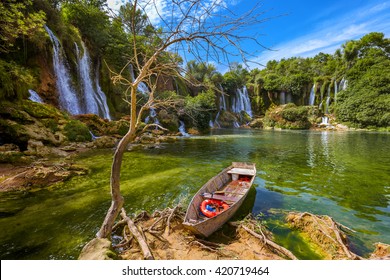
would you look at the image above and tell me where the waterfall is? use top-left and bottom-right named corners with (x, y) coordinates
top-left (28, 89), bottom-right (44, 103)
top-left (129, 64), bottom-right (149, 94)
top-left (339, 77), bottom-right (348, 91)
top-left (45, 25), bottom-right (81, 115)
top-left (231, 86), bottom-right (252, 118)
top-left (309, 84), bottom-right (316, 105)
top-left (219, 85), bottom-right (227, 111)
top-left (321, 116), bottom-right (329, 125)
top-left (46, 25), bottom-right (111, 118)
top-left (75, 42), bottom-right (112, 119)
top-left (145, 106), bottom-right (160, 125)
top-left (325, 96), bottom-right (331, 114)
top-left (178, 121), bottom-right (190, 136)
top-left (95, 64), bottom-right (111, 120)
top-left (213, 111), bottom-right (221, 128)
top-left (286, 92), bottom-right (292, 103)
top-left (75, 42), bottom-right (99, 115)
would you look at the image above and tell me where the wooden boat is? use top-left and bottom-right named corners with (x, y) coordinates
top-left (183, 162), bottom-right (256, 237)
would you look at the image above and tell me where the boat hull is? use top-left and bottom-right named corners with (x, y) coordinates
top-left (183, 162), bottom-right (256, 237)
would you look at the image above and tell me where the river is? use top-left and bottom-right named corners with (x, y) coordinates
top-left (0, 129), bottom-right (389, 259)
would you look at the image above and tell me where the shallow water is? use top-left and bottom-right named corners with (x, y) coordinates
top-left (0, 129), bottom-right (389, 259)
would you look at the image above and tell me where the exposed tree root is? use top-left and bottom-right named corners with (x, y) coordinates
top-left (99, 207), bottom-right (387, 260)
top-left (119, 208), bottom-right (154, 260)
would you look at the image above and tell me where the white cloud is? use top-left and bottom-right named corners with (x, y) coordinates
top-left (251, 1), bottom-right (390, 67)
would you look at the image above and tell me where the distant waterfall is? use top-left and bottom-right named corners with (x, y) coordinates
top-left (219, 86), bottom-right (227, 111)
top-left (75, 42), bottom-right (99, 115)
top-left (46, 25), bottom-right (111, 119)
top-left (309, 84), bottom-right (316, 105)
top-left (179, 121), bottom-right (190, 136)
top-left (45, 25), bottom-right (81, 115)
top-left (129, 64), bottom-right (149, 94)
top-left (95, 65), bottom-right (111, 120)
top-left (28, 89), bottom-right (44, 103)
top-left (231, 86), bottom-right (252, 118)
top-left (75, 42), bottom-right (112, 119)
top-left (145, 106), bottom-right (160, 125)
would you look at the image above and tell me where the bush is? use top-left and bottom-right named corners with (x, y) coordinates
top-left (335, 60), bottom-right (390, 128)
top-left (184, 89), bottom-right (216, 132)
top-left (264, 104), bottom-right (312, 129)
top-left (64, 120), bottom-right (92, 142)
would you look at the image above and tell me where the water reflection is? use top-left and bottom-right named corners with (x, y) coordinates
top-left (0, 129), bottom-right (389, 259)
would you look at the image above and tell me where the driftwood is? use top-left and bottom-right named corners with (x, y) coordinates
top-left (120, 208), bottom-right (154, 260)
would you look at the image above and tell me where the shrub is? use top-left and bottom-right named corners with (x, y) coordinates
top-left (64, 120), bottom-right (92, 142)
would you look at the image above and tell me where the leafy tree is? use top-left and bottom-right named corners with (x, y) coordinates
top-left (0, 0), bottom-right (46, 53)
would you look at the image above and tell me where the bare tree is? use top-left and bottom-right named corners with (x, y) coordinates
top-left (97, 0), bottom-right (271, 239)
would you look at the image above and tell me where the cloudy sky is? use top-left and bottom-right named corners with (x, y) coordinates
top-left (107, 0), bottom-right (390, 70)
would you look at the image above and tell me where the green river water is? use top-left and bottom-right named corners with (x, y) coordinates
top-left (0, 129), bottom-right (389, 259)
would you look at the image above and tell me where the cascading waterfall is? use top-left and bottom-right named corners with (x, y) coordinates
top-left (212, 86), bottom-right (227, 128)
top-left (178, 121), bottom-right (190, 136)
top-left (46, 25), bottom-right (111, 119)
top-left (75, 42), bottom-right (112, 119)
top-left (231, 86), bottom-right (252, 118)
top-left (75, 42), bottom-right (99, 115)
top-left (28, 89), bottom-right (44, 103)
top-left (95, 62), bottom-right (111, 120)
top-left (145, 106), bottom-right (160, 125)
top-left (45, 25), bottom-right (81, 115)
top-left (129, 64), bottom-right (149, 94)
top-left (309, 84), bottom-right (316, 105)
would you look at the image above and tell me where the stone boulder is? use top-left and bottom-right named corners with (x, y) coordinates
top-left (79, 238), bottom-right (118, 260)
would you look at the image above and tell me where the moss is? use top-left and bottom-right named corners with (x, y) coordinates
top-left (64, 120), bottom-right (92, 142)
top-left (20, 100), bottom-right (67, 120)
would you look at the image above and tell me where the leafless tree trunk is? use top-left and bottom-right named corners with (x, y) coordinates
top-left (97, 0), bottom-right (271, 239)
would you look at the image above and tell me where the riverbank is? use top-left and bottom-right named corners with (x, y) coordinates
top-left (79, 206), bottom-right (390, 260)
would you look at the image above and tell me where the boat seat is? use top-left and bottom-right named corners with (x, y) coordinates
top-left (201, 193), bottom-right (241, 204)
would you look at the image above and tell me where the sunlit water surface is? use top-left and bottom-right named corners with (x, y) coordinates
top-left (0, 129), bottom-right (389, 259)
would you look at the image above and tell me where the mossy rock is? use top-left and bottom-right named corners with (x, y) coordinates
top-left (218, 111), bottom-right (239, 128)
top-left (64, 120), bottom-right (92, 142)
top-left (79, 238), bottom-right (119, 260)
top-left (157, 109), bottom-right (179, 132)
top-left (20, 100), bottom-right (67, 120)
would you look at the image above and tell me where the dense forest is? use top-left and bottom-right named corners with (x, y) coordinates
top-left (0, 0), bottom-right (389, 135)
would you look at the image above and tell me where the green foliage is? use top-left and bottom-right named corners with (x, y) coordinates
top-left (0, 59), bottom-right (38, 100)
top-left (335, 60), bottom-right (390, 127)
top-left (264, 104), bottom-right (312, 129)
top-left (61, 1), bottom-right (110, 53)
top-left (64, 120), bottom-right (92, 142)
top-left (222, 62), bottom-right (249, 94)
top-left (184, 89), bottom-right (216, 131)
top-left (0, 0), bottom-right (46, 53)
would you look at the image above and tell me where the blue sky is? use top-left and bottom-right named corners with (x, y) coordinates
top-left (107, 0), bottom-right (390, 70)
